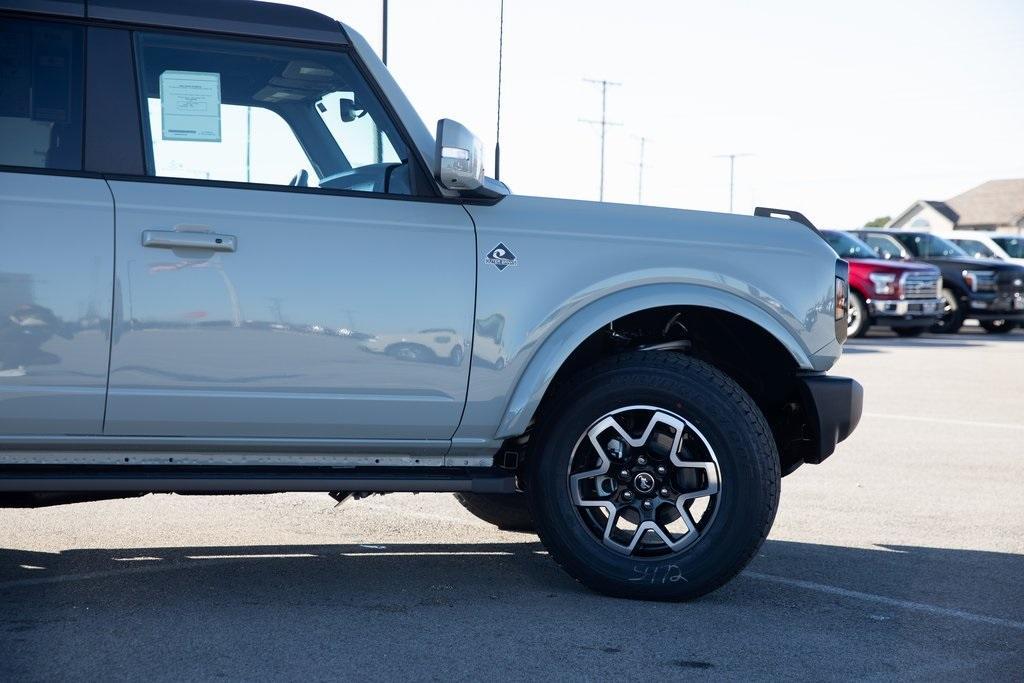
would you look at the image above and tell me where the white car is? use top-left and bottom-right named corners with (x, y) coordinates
top-left (942, 232), bottom-right (1024, 267)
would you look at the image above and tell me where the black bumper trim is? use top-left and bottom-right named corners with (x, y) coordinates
top-left (797, 374), bottom-right (863, 464)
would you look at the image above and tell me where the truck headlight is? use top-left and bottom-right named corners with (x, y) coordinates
top-left (868, 272), bottom-right (897, 295)
top-left (962, 270), bottom-right (996, 293)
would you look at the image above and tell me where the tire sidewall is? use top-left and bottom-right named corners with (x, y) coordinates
top-left (848, 291), bottom-right (870, 338)
top-left (528, 360), bottom-right (777, 598)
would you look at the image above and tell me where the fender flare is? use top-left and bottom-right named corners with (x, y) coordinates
top-left (494, 283), bottom-right (814, 439)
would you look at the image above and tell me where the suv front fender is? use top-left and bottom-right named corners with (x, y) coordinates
top-left (493, 283), bottom-right (821, 439)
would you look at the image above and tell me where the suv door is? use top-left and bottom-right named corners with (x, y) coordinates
top-left (0, 17), bottom-right (113, 435)
top-left (103, 31), bottom-right (475, 440)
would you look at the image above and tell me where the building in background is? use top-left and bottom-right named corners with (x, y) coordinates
top-left (887, 179), bottom-right (1024, 234)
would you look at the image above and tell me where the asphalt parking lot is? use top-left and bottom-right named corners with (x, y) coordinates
top-left (1, 327), bottom-right (1022, 681)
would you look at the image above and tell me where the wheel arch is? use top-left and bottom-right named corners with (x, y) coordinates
top-left (495, 283), bottom-right (814, 441)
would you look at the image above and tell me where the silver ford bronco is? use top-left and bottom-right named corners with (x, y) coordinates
top-left (0, 0), bottom-right (861, 600)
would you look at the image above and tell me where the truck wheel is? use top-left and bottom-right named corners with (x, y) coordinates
top-left (453, 492), bottom-right (534, 532)
top-left (980, 320), bottom-right (1016, 334)
top-left (931, 288), bottom-right (964, 334)
top-left (847, 291), bottom-right (870, 338)
top-left (526, 352), bottom-right (779, 600)
top-left (893, 327), bottom-right (925, 338)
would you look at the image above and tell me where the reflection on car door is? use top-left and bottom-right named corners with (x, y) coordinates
top-left (105, 181), bottom-right (475, 440)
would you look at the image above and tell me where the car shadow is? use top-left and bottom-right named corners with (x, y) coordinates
top-left (849, 330), bottom-right (1024, 349)
top-left (1, 538), bottom-right (1021, 678)
top-left (1, 539), bottom-right (1020, 619)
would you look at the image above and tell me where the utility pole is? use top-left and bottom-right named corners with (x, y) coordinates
top-left (714, 153), bottom-right (753, 213)
top-left (633, 135), bottom-right (649, 204)
top-left (580, 78), bottom-right (622, 201)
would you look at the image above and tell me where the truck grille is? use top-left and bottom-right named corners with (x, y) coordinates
top-left (997, 271), bottom-right (1024, 295)
top-left (902, 272), bottom-right (941, 299)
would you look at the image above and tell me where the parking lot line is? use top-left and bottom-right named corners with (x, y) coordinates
top-left (863, 413), bottom-right (1024, 431)
top-left (744, 571), bottom-right (1024, 632)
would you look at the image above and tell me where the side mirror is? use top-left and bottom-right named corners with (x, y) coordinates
top-left (435, 119), bottom-right (484, 192)
top-left (339, 98), bottom-right (366, 123)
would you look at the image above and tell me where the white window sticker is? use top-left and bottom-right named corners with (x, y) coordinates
top-left (159, 70), bottom-right (221, 142)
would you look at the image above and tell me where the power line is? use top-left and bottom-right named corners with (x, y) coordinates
top-left (714, 152), bottom-right (753, 213)
top-left (580, 78), bottom-right (622, 202)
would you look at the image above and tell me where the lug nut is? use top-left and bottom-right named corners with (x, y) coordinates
top-left (642, 500), bottom-right (652, 510)
top-left (622, 491), bottom-right (634, 501)
top-left (637, 456), bottom-right (647, 466)
top-left (619, 469), bottom-right (630, 480)
top-left (660, 487), bottom-right (670, 497)
top-left (656, 466), bottom-right (667, 476)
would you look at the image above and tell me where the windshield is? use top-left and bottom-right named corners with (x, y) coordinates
top-left (891, 233), bottom-right (969, 258)
top-left (823, 231), bottom-right (876, 259)
top-left (992, 236), bottom-right (1024, 258)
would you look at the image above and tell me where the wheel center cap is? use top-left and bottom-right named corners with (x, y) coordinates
top-left (633, 471), bottom-right (656, 494)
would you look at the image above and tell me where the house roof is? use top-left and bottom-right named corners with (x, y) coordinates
top-left (921, 200), bottom-right (959, 224)
top-left (944, 179), bottom-right (1024, 228)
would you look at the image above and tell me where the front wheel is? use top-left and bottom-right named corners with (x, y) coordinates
top-left (847, 291), bottom-right (870, 338)
top-left (931, 288), bottom-right (964, 334)
top-left (980, 320), bottom-right (1016, 334)
top-left (527, 353), bottom-right (780, 601)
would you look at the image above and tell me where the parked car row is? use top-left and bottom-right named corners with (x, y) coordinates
top-left (823, 229), bottom-right (1024, 337)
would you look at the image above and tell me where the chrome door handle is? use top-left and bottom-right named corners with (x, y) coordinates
top-left (141, 230), bottom-right (237, 252)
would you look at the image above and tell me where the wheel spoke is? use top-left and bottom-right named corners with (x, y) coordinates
top-left (568, 405), bottom-right (722, 558)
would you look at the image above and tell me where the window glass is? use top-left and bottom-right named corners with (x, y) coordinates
top-left (862, 234), bottom-right (905, 260)
top-left (134, 33), bottom-right (413, 195)
top-left (891, 233), bottom-right (967, 258)
top-left (0, 19), bottom-right (84, 170)
top-left (951, 239), bottom-right (997, 259)
top-left (992, 237), bottom-right (1024, 259)
top-left (823, 231), bottom-right (875, 259)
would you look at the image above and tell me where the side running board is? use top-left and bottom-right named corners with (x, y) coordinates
top-left (0, 466), bottom-right (516, 494)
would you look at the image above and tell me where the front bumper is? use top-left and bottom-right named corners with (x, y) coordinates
top-left (967, 290), bottom-right (1024, 321)
top-left (797, 374), bottom-right (863, 465)
top-left (869, 298), bottom-right (942, 325)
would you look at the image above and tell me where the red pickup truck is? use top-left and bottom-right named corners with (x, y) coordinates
top-left (823, 230), bottom-right (943, 338)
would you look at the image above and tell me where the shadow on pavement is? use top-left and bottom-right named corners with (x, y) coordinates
top-left (1, 539), bottom-right (1021, 620)
top-left (1, 539), bottom-right (1021, 678)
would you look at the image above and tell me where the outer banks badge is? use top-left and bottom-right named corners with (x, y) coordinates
top-left (485, 243), bottom-right (518, 271)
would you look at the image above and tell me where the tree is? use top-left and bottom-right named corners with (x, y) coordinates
top-left (864, 216), bottom-right (891, 228)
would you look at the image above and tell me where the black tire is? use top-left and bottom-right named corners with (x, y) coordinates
top-left (893, 327), bottom-right (926, 338)
top-left (847, 291), bottom-right (870, 338)
top-left (980, 320), bottom-right (1016, 334)
top-left (931, 288), bottom-right (964, 334)
top-left (526, 352), bottom-right (780, 601)
top-left (453, 492), bottom-right (534, 532)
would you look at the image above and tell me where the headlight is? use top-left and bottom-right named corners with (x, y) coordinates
top-left (868, 272), bottom-right (897, 295)
top-left (962, 270), bottom-right (996, 293)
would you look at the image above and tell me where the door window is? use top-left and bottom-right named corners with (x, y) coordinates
top-left (134, 32), bottom-right (414, 195)
top-left (951, 239), bottom-right (997, 259)
top-left (862, 234), bottom-right (906, 260)
top-left (0, 18), bottom-right (84, 170)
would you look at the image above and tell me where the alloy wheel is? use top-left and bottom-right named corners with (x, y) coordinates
top-left (567, 406), bottom-right (721, 557)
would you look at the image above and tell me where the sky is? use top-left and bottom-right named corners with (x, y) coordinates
top-left (283, 0), bottom-right (1024, 228)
